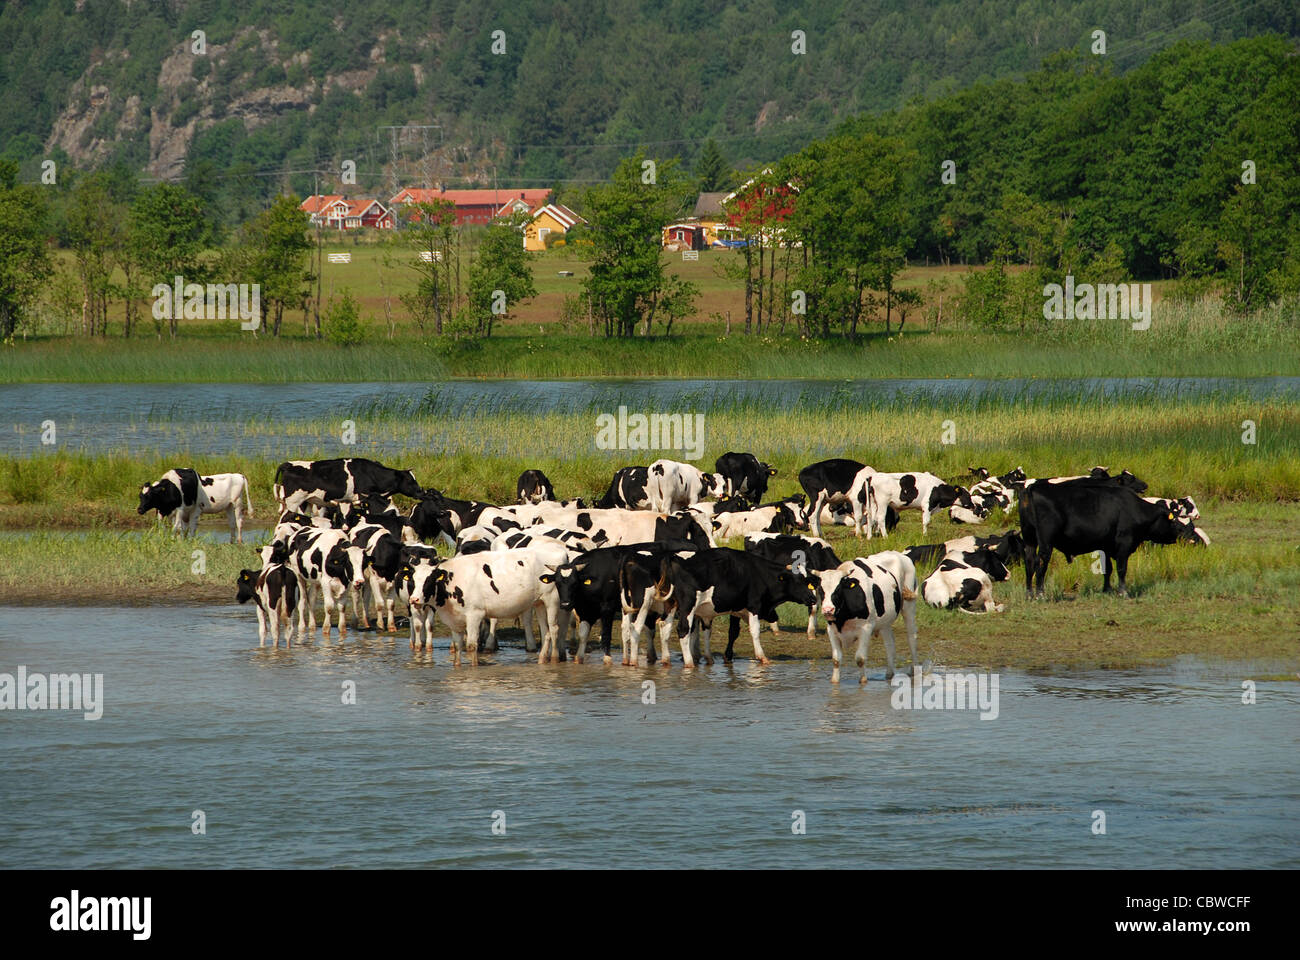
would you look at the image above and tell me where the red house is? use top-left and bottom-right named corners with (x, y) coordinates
top-left (390, 187), bottom-right (551, 226)
top-left (722, 171), bottom-right (798, 242)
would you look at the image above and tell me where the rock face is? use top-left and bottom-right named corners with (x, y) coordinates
top-left (42, 29), bottom-right (334, 178)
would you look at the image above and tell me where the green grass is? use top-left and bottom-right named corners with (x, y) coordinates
top-left (6, 256), bottom-right (1297, 381)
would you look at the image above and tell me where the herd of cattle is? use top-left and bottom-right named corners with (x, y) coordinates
top-left (137, 454), bottom-right (1209, 682)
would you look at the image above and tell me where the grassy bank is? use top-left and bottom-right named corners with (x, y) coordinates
top-left (1, 502), bottom-right (1295, 673)
top-left (4, 275), bottom-right (1297, 381)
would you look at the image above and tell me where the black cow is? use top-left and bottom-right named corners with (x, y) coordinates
top-left (517, 469), bottom-right (557, 504)
top-left (274, 458), bottom-right (424, 513)
top-left (1019, 480), bottom-right (1196, 597)
top-left (595, 466), bottom-right (651, 509)
top-left (650, 548), bottom-right (820, 666)
top-left (744, 533), bottom-right (842, 573)
top-left (547, 540), bottom-right (697, 664)
top-left (715, 452), bottom-right (777, 506)
top-left (797, 458), bottom-right (870, 538)
top-left (407, 494), bottom-right (491, 544)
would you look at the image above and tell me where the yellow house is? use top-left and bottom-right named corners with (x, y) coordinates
top-left (524, 203), bottom-right (584, 251)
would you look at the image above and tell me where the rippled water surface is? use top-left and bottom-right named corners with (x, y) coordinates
top-left (5, 377), bottom-right (1297, 456)
top-left (2, 606), bottom-right (1296, 868)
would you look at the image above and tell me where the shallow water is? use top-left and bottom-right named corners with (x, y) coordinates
top-left (5, 377), bottom-right (1297, 456)
top-left (1, 605), bottom-right (1295, 868)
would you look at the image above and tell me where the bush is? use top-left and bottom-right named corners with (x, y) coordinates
top-left (324, 290), bottom-right (365, 346)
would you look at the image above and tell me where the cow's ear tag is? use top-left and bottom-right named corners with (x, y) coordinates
top-left (1167, 512), bottom-right (1174, 520)
top-left (540, 574), bottom-right (553, 583)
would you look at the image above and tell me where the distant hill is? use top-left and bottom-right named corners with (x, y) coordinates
top-left (3, 0), bottom-right (1297, 199)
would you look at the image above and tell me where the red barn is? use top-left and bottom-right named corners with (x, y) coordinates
top-left (390, 187), bottom-right (551, 226)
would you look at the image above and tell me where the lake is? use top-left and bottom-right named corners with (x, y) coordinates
top-left (1, 605), bottom-right (1295, 868)
top-left (4, 377), bottom-right (1298, 457)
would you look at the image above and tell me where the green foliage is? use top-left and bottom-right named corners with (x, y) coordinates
top-left (324, 288), bottom-right (365, 345)
top-left (580, 152), bottom-right (699, 337)
top-left (466, 216), bottom-right (537, 337)
top-left (0, 160), bottom-right (52, 339)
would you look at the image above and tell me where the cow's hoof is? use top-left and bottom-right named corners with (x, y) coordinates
top-left (758, 657), bottom-right (772, 666)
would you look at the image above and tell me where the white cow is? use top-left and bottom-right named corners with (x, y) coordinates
top-left (920, 556), bottom-right (1005, 614)
top-left (646, 460), bottom-right (725, 513)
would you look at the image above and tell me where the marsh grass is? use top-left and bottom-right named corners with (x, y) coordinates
top-left (3, 296), bottom-right (1296, 382)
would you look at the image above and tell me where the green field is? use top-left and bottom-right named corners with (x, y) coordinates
top-left (5, 250), bottom-right (1296, 381)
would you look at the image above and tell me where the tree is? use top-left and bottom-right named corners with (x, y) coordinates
top-left (466, 214), bottom-right (537, 337)
top-left (580, 153), bottom-right (698, 338)
top-left (696, 139), bottom-right (730, 193)
top-left (0, 160), bottom-right (51, 340)
top-left (65, 173), bottom-right (123, 336)
top-left (387, 199), bottom-right (460, 335)
top-left (231, 195), bottom-right (313, 336)
top-left (129, 183), bottom-right (207, 337)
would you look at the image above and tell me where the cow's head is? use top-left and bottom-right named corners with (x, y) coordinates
top-left (138, 478), bottom-right (182, 517)
top-left (258, 542), bottom-right (289, 567)
top-left (968, 466), bottom-right (991, 481)
top-left (1115, 469), bottom-right (1147, 494)
top-left (715, 494), bottom-right (748, 514)
top-left (779, 565), bottom-right (820, 606)
top-left (826, 575), bottom-right (871, 628)
top-left (547, 562), bottom-right (589, 612)
top-left (325, 542), bottom-right (370, 591)
top-left (764, 464), bottom-right (778, 478)
top-left (1149, 511), bottom-right (1196, 546)
top-left (236, 569), bottom-right (258, 604)
top-left (999, 467), bottom-right (1027, 487)
top-left (929, 483), bottom-right (968, 510)
top-left (397, 470), bottom-right (424, 499)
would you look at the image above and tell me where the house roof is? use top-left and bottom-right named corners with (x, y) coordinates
top-left (392, 187), bottom-right (551, 208)
top-left (693, 192), bottom-right (728, 217)
top-left (532, 203), bottom-right (583, 230)
top-left (344, 198), bottom-right (389, 219)
top-left (301, 194), bottom-right (346, 215)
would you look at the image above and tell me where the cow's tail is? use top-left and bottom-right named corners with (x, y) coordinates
top-left (652, 556), bottom-right (678, 606)
top-left (243, 474), bottom-right (254, 518)
top-left (900, 586), bottom-right (917, 602)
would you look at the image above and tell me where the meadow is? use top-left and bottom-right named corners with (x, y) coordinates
top-left (4, 248), bottom-right (1297, 381)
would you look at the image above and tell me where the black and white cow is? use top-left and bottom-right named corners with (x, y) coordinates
top-left (744, 532), bottom-right (843, 639)
top-left (595, 466), bottom-right (651, 510)
top-left (709, 497), bottom-right (808, 540)
top-left (516, 469), bottom-right (557, 504)
top-left (822, 553), bottom-right (919, 684)
top-left (138, 468), bottom-right (253, 542)
top-left (548, 541), bottom-right (698, 665)
top-left (646, 459), bottom-right (726, 513)
top-left (557, 507), bottom-right (715, 550)
top-left (408, 493), bottom-right (492, 546)
top-left (920, 555), bottom-right (1006, 613)
top-left (906, 530), bottom-right (1025, 568)
top-left (236, 562), bottom-right (299, 648)
top-left (798, 458), bottom-right (874, 539)
top-left (1018, 480), bottom-right (1196, 598)
top-left (347, 521), bottom-right (406, 632)
top-left (714, 452), bottom-right (778, 507)
top-left (968, 466), bottom-right (1027, 490)
top-left (407, 549), bottom-right (565, 666)
top-left (1142, 496), bottom-right (1200, 521)
top-left (650, 548), bottom-right (821, 667)
top-left (273, 458), bottom-right (424, 513)
top-left (280, 527), bottom-right (370, 638)
top-left (864, 471), bottom-right (975, 537)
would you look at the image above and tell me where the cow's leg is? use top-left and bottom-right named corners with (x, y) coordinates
top-left (724, 615), bottom-right (741, 662)
top-left (256, 606), bottom-right (268, 647)
top-left (228, 506), bottom-right (239, 544)
top-left (807, 605), bottom-right (818, 641)
top-left (1101, 552), bottom-right (1114, 593)
top-left (1115, 552), bottom-right (1131, 598)
top-left (655, 616), bottom-right (673, 666)
top-left (879, 623), bottom-right (898, 681)
top-left (598, 616), bottom-right (614, 665)
top-left (619, 612), bottom-right (633, 666)
top-left (677, 613), bottom-right (696, 669)
top-left (409, 604), bottom-right (422, 650)
top-left (921, 506), bottom-right (930, 535)
top-left (828, 622), bottom-right (843, 683)
top-left (810, 490), bottom-right (828, 538)
top-left (855, 625), bottom-right (871, 685)
top-left (698, 618), bottom-right (713, 665)
top-left (1023, 544), bottom-right (1036, 598)
top-left (748, 612), bottom-right (770, 664)
top-left (901, 599), bottom-right (918, 672)
top-left (575, 620), bottom-right (592, 663)
top-left (1034, 544), bottom-right (1052, 598)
